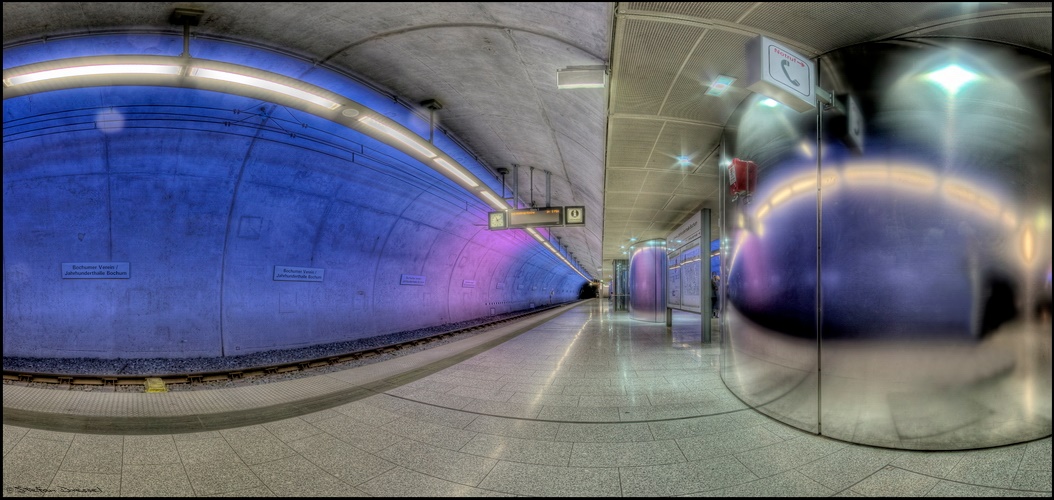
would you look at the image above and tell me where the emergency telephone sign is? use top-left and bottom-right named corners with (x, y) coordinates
top-left (746, 36), bottom-right (817, 112)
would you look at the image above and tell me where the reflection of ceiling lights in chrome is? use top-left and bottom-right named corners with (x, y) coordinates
top-left (924, 64), bottom-right (979, 95)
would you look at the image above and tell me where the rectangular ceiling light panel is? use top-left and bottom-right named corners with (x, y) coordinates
top-left (557, 67), bottom-right (608, 89)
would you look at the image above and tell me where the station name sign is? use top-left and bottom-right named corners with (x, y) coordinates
top-left (62, 262), bottom-right (130, 279)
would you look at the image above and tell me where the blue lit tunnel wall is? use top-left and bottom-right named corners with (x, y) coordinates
top-left (719, 38), bottom-right (1051, 450)
top-left (2, 34), bottom-right (586, 359)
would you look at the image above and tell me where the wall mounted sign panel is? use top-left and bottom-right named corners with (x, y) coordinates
top-left (507, 207), bottom-right (563, 228)
top-left (564, 206), bottom-right (586, 225)
top-left (400, 274), bottom-right (426, 286)
top-left (273, 266), bottom-right (324, 282)
top-left (746, 36), bottom-right (816, 112)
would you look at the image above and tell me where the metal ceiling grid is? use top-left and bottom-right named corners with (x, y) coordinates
top-left (611, 17), bottom-right (706, 116)
top-left (625, 1), bottom-right (759, 22)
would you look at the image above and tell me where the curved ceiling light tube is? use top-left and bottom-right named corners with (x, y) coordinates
top-left (2, 54), bottom-right (588, 280)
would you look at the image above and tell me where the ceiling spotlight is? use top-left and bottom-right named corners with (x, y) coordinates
top-left (924, 64), bottom-right (979, 95)
top-left (676, 155), bottom-right (692, 167)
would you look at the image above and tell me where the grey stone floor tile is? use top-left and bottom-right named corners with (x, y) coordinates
top-left (205, 485), bottom-right (276, 497)
top-left (24, 430), bottom-right (75, 444)
top-left (249, 455), bottom-right (363, 497)
top-left (44, 470), bottom-right (120, 497)
top-left (734, 434), bottom-right (848, 477)
top-left (538, 405), bottom-right (622, 422)
top-left (500, 382), bottom-right (563, 395)
top-left (60, 434), bottom-right (123, 475)
top-left (506, 392), bottom-right (579, 406)
top-left (171, 431), bottom-right (223, 441)
top-left (395, 400), bottom-right (480, 429)
top-left (219, 425), bottom-right (297, 466)
top-left (261, 417), bottom-right (323, 443)
top-left (687, 470), bottom-right (835, 497)
top-left (431, 376), bottom-right (508, 391)
top-left (578, 394), bottom-right (651, 407)
top-left (380, 416), bottom-right (478, 451)
top-left (942, 445), bottom-right (1025, 489)
top-left (294, 438), bottom-right (397, 486)
top-left (559, 385), bottom-right (626, 396)
top-left (1020, 438), bottom-right (1052, 471)
top-left (120, 464), bottom-right (194, 497)
top-left (2, 437), bottom-right (68, 493)
top-left (619, 457), bottom-right (759, 496)
top-left (477, 461), bottom-right (621, 496)
top-left (1011, 468), bottom-right (1052, 492)
top-left (174, 437), bottom-right (240, 465)
top-left (889, 449), bottom-right (967, 477)
top-left (460, 433), bottom-right (573, 466)
top-left (298, 408), bottom-right (343, 424)
top-left (357, 466), bottom-right (515, 497)
top-left (308, 414), bottom-right (404, 453)
top-left (924, 480), bottom-right (1014, 497)
top-left (463, 415), bottom-right (561, 440)
top-left (183, 460), bottom-right (263, 496)
top-left (122, 435), bottom-right (179, 465)
top-left (570, 439), bottom-right (685, 467)
top-left (677, 425), bottom-right (784, 461)
top-left (446, 385), bottom-right (515, 402)
top-left (3, 425), bottom-right (29, 456)
top-left (648, 414), bottom-right (739, 440)
top-left (356, 393), bottom-right (416, 413)
top-left (376, 439), bottom-right (498, 486)
top-left (460, 399), bottom-right (545, 419)
top-left (555, 421), bottom-right (654, 443)
top-left (795, 443), bottom-right (902, 491)
top-left (848, 465), bottom-right (941, 497)
top-left (393, 388), bottom-right (477, 409)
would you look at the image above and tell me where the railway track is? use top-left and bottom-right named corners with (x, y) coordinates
top-left (3, 304), bottom-right (564, 390)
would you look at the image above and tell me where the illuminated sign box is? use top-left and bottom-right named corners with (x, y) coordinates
top-left (507, 207), bottom-right (563, 228)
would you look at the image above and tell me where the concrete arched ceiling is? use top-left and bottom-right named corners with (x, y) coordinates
top-left (4, 2), bottom-right (1051, 282)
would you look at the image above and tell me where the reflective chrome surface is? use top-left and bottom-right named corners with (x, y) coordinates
top-left (720, 38), bottom-right (1051, 449)
top-left (629, 239), bottom-right (668, 322)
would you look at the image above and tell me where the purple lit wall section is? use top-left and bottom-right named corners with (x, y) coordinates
top-left (2, 35), bottom-right (585, 359)
top-left (629, 239), bottom-right (667, 322)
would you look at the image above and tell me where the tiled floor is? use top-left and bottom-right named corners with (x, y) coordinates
top-left (3, 300), bottom-right (1051, 497)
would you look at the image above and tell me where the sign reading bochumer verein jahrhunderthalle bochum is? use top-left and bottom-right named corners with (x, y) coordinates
top-left (62, 262), bottom-right (129, 279)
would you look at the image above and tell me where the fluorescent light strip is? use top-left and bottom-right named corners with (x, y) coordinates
top-left (480, 191), bottom-right (506, 209)
top-left (4, 58), bottom-right (593, 281)
top-left (434, 158), bottom-right (478, 187)
top-left (189, 67), bottom-right (340, 110)
top-left (357, 116), bottom-right (436, 158)
top-left (4, 64), bottom-right (183, 87)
